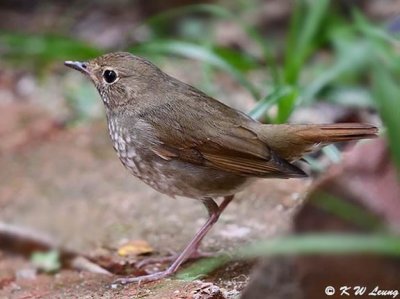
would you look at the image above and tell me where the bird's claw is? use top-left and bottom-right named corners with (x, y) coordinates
top-left (136, 250), bottom-right (214, 269)
top-left (112, 270), bottom-right (172, 286)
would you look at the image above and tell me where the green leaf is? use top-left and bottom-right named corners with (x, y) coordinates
top-left (31, 250), bottom-right (61, 273)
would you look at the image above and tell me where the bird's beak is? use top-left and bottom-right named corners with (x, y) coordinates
top-left (64, 61), bottom-right (89, 75)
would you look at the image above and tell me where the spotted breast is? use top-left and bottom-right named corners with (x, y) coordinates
top-left (107, 117), bottom-right (141, 177)
top-left (106, 114), bottom-right (177, 195)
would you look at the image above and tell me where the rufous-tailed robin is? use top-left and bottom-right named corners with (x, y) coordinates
top-left (65, 52), bottom-right (378, 284)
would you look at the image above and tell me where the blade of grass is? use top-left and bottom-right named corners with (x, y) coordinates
top-left (213, 47), bottom-right (258, 72)
top-left (199, 40), bottom-right (217, 96)
top-left (177, 233), bottom-right (400, 279)
top-left (321, 144), bottom-right (342, 164)
top-left (353, 10), bottom-right (400, 46)
top-left (274, 91), bottom-right (301, 124)
top-left (282, 0), bottom-right (303, 85)
top-left (283, 0), bottom-right (330, 84)
top-left (302, 41), bottom-right (370, 104)
top-left (354, 10), bottom-right (400, 74)
top-left (278, 0), bottom-right (330, 123)
top-left (302, 156), bottom-right (325, 172)
top-left (372, 66), bottom-right (400, 172)
top-left (249, 86), bottom-right (295, 120)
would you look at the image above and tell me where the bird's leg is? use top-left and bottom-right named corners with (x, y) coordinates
top-left (114, 195), bottom-right (234, 285)
top-left (190, 194), bottom-right (233, 254)
top-left (136, 198), bottom-right (219, 268)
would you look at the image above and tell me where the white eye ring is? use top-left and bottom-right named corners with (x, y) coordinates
top-left (103, 69), bottom-right (119, 84)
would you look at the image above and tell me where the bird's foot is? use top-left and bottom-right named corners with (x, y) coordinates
top-left (112, 250), bottom-right (214, 287)
top-left (112, 270), bottom-right (172, 286)
top-left (136, 249), bottom-right (214, 269)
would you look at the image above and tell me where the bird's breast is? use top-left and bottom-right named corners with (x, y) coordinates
top-left (107, 118), bottom-right (142, 176)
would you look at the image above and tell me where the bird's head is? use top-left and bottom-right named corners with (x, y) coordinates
top-left (65, 52), bottom-right (164, 109)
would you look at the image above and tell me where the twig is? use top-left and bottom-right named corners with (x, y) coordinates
top-left (0, 222), bottom-right (111, 275)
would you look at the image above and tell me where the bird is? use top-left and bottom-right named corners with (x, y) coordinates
top-left (64, 52), bottom-right (378, 284)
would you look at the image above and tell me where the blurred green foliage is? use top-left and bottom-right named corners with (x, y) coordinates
top-left (178, 233), bottom-right (400, 280)
top-left (0, 33), bottom-right (102, 68)
top-left (312, 192), bottom-right (384, 231)
top-left (1, 3), bottom-right (398, 141)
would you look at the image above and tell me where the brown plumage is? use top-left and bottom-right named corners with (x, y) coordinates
top-left (64, 52), bottom-right (378, 284)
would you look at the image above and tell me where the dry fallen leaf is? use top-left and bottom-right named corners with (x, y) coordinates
top-left (117, 240), bottom-right (154, 257)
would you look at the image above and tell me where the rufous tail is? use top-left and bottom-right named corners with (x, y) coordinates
top-left (258, 123), bottom-right (378, 161)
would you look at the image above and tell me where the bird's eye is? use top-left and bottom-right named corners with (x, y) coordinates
top-left (103, 69), bottom-right (118, 84)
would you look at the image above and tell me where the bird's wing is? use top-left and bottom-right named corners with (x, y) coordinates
top-left (141, 97), bottom-right (306, 179)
